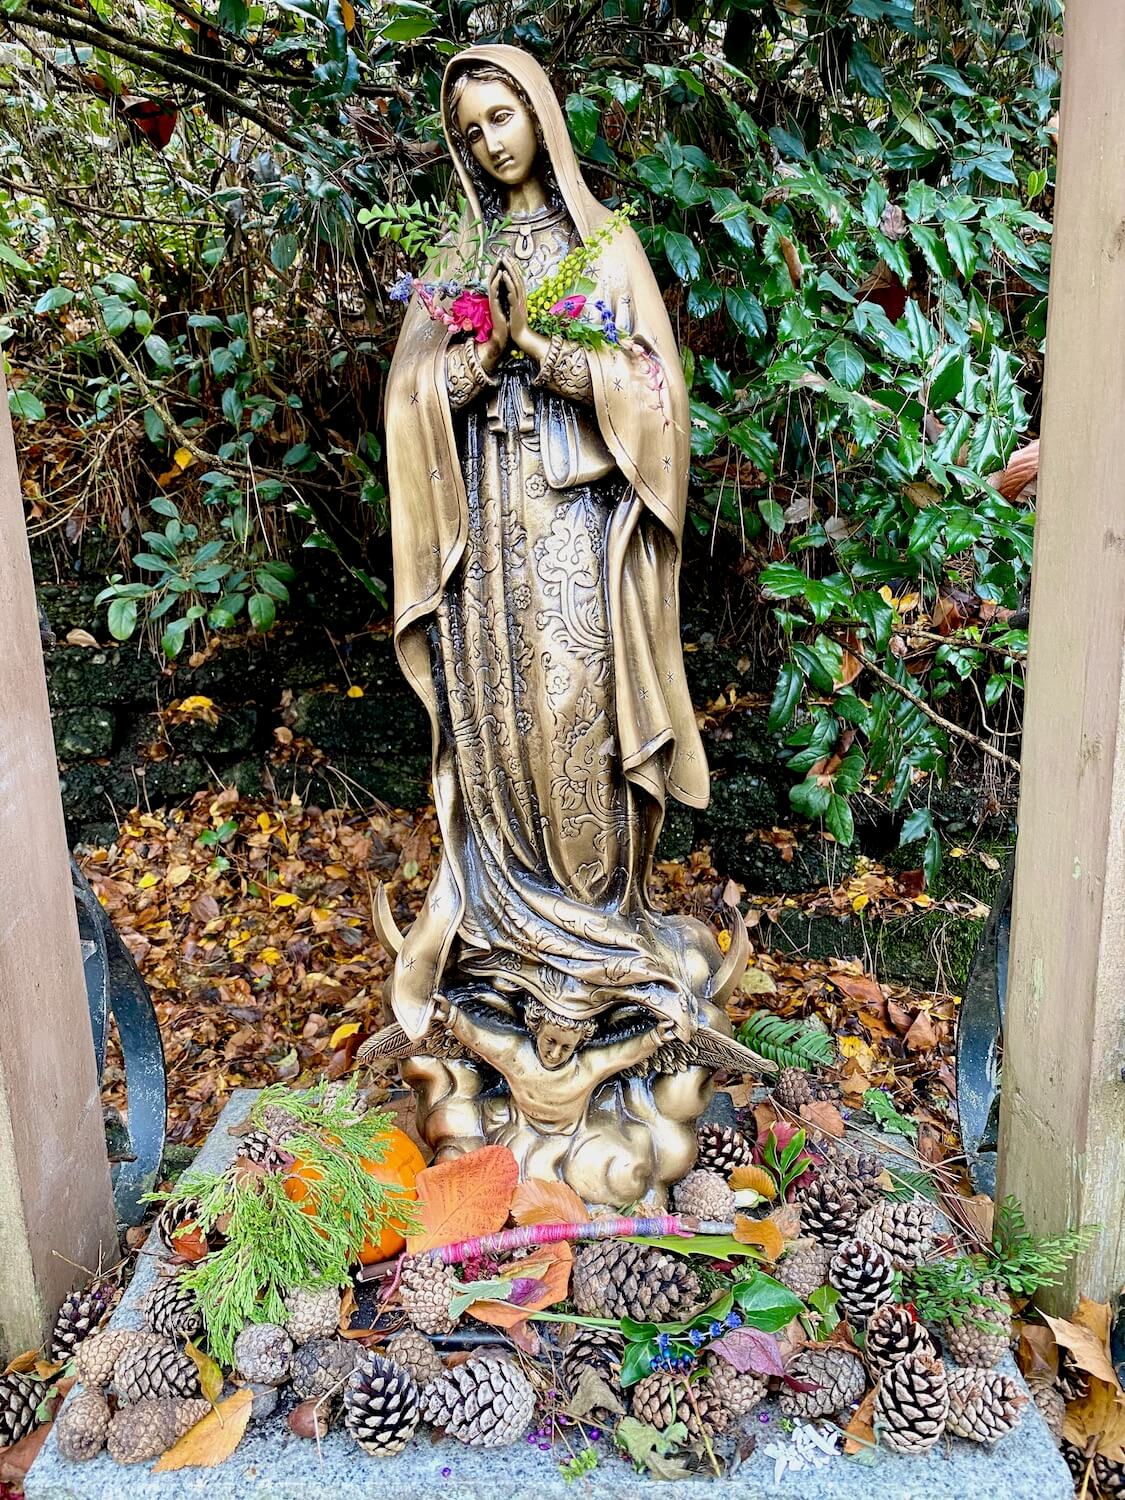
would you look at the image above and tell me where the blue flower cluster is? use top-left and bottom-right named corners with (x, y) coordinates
top-left (388, 272), bottom-right (414, 304)
top-left (594, 298), bottom-right (619, 344)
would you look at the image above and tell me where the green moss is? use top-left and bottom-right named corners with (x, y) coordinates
top-left (763, 905), bottom-right (984, 990)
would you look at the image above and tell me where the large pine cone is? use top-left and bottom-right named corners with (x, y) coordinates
top-left (777, 1239), bottom-right (830, 1301)
top-left (874, 1352), bottom-right (949, 1455)
top-left (571, 1241), bottom-right (704, 1323)
top-left (55, 1388), bottom-right (111, 1462)
top-left (143, 1278), bottom-right (201, 1341)
top-left (695, 1121), bottom-right (755, 1175)
top-left (284, 1285), bottom-right (343, 1344)
top-left (113, 1341), bottom-right (201, 1405)
top-left (0, 1373), bottom-right (40, 1448)
top-left (673, 1169), bottom-right (735, 1221)
top-left (107, 1398), bottom-right (209, 1463)
top-left (863, 1302), bottom-right (938, 1380)
top-left (773, 1066), bottom-right (836, 1112)
top-left (344, 1353), bottom-right (419, 1457)
top-left (828, 1238), bottom-right (896, 1323)
top-left (74, 1329), bottom-right (162, 1389)
top-left (819, 1146), bottom-right (884, 1209)
top-left (291, 1338), bottom-right (360, 1402)
top-left (946, 1367), bottom-right (1028, 1443)
top-left (386, 1329), bottom-right (445, 1390)
top-left (703, 1355), bottom-right (768, 1418)
top-left (235, 1129), bottom-right (290, 1172)
top-left (560, 1328), bottom-right (625, 1413)
top-left (940, 1281), bottom-right (1011, 1368)
top-left (854, 1198), bottom-right (935, 1270)
top-left (1094, 1455), bottom-right (1125, 1496)
top-left (631, 1370), bottom-right (726, 1437)
top-left (399, 1255), bottom-right (457, 1335)
top-left (422, 1356), bottom-right (535, 1448)
top-left (234, 1323), bottom-right (294, 1386)
top-left (779, 1347), bottom-right (867, 1420)
top-left (798, 1175), bottom-right (863, 1250)
top-left (51, 1284), bottom-right (114, 1362)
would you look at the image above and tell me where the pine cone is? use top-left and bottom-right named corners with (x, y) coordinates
top-left (777, 1239), bottom-right (830, 1301)
top-left (703, 1355), bottom-right (768, 1418)
top-left (571, 1241), bottom-right (704, 1323)
top-left (51, 1284), bottom-right (114, 1362)
top-left (234, 1323), bottom-right (294, 1386)
top-left (107, 1398), bottom-right (210, 1463)
top-left (819, 1146), bottom-right (884, 1209)
top-left (344, 1353), bottom-right (419, 1457)
top-left (143, 1278), bottom-right (201, 1341)
top-left (854, 1198), bottom-right (935, 1270)
top-left (1027, 1374), bottom-right (1065, 1445)
top-left (874, 1352), bottom-right (949, 1455)
top-left (946, 1367), bottom-right (1028, 1443)
top-left (630, 1371), bottom-right (725, 1438)
top-left (1094, 1455), bottom-right (1125, 1496)
top-left (284, 1285), bottom-right (342, 1344)
top-left (291, 1338), bottom-right (359, 1402)
top-left (863, 1302), bottom-right (938, 1380)
top-left (155, 1198), bottom-right (205, 1256)
top-left (257, 1102), bottom-right (302, 1142)
top-left (774, 1066), bottom-right (834, 1111)
top-left (386, 1329), bottom-right (445, 1389)
top-left (940, 1282), bottom-right (1011, 1368)
top-left (673, 1169), bottom-right (735, 1221)
top-left (55, 1388), bottom-right (110, 1462)
top-left (236, 1129), bottom-right (290, 1172)
top-left (779, 1347), bottom-right (867, 1420)
top-left (1062, 1440), bottom-right (1091, 1485)
top-left (114, 1341), bottom-right (201, 1405)
top-left (560, 1328), bottom-right (624, 1403)
top-left (422, 1356), bottom-right (535, 1447)
top-left (74, 1329), bottom-right (162, 1389)
top-left (828, 1238), bottom-right (896, 1323)
top-left (1059, 1350), bottom-right (1091, 1402)
top-left (694, 1121), bottom-right (755, 1176)
top-left (399, 1255), bottom-right (457, 1335)
top-left (798, 1175), bottom-right (863, 1249)
top-left (0, 1373), bottom-right (40, 1448)
top-left (322, 1081), bottom-right (368, 1119)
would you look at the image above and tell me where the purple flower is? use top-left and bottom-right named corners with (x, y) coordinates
top-left (389, 272), bottom-right (415, 304)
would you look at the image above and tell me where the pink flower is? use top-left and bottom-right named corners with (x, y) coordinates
top-left (449, 290), bottom-right (493, 344)
top-left (548, 294), bottom-right (586, 319)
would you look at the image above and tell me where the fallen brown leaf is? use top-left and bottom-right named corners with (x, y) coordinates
top-left (733, 1215), bottom-right (784, 1261)
top-left (843, 1386), bottom-right (877, 1455)
top-left (904, 1010), bottom-right (938, 1052)
top-left (510, 1178), bottom-right (589, 1227)
top-left (0, 1422), bottom-right (50, 1482)
top-left (798, 1100), bottom-right (847, 1138)
top-left (153, 1387), bottom-right (253, 1470)
top-left (1064, 1377), bottom-right (1125, 1461)
top-left (729, 1164), bottom-right (777, 1200)
top-left (1043, 1311), bottom-right (1119, 1388)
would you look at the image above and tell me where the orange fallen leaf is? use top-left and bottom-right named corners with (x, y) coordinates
top-left (904, 1010), bottom-right (938, 1052)
top-left (798, 1100), bottom-right (847, 1138)
top-left (0, 1422), bottom-right (50, 1482)
top-left (468, 1243), bottom-right (573, 1328)
top-left (153, 1387), bottom-right (253, 1470)
top-left (2, 1349), bottom-right (39, 1376)
top-left (337, 1285), bottom-right (357, 1336)
top-left (407, 1144), bottom-right (519, 1254)
top-left (729, 1164), bottom-right (776, 1200)
top-left (843, 1386), bottom-right (877, 1455)
top-left (1063, 1377), bottom-right (1125, 1461)
top-left (510, 1178), bottom-right (589, 1227)
top-left (828, 971), bottom-right (884, 1007)
top-left (733, 1215), bottom-right (785, 1261)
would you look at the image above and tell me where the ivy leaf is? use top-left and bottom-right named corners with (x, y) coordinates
top-left (732, 1271), bottom-right (805, 1332)
top-left (663, 230), bottom-right (700, 281)
top-left (825, 337), bottom-right (865, 389)
top-left (564, 94), bottom-right (600, 154)
top-left (768, 663), bottom-right (803, 733)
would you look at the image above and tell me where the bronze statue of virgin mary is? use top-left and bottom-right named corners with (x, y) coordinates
top-left (363, 44), bottom-right (762, 1207)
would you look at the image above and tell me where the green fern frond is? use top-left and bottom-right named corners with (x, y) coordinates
top-left (735, 1011), bottom-right (836, 1070)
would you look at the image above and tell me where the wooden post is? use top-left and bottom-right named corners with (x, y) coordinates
top-left (996, 0), bottom-right (1125, 1309)
top-left (0, 371), bottom-right (117, 1358)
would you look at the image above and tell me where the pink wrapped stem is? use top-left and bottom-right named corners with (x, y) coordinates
top-left (423, 1215), bottom-right (692, 1266)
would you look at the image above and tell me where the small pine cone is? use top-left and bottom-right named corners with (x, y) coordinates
top-left (0, 1373), bottom-right (40, 1447)
top-left (854, 1198), bottom-right (935, 1270)
top-left (1059, 1350), bottom-right (1091, 1402)
top-left (386, 1329), bottom-right (445, 1389)
top-left (291, 1338), bottom-right (359, 1402)
top-left (694, 1121), bottom-right (755, 1176)
top-left (828, 1238), bottom-right (896, 1324)
top-left (113, 1341), bottom-right (202, 1405)
top-left (571, 1241), bottom-right (704, 1323)
top-left (798, 1175), bottom-right (863, 1250)
top-left (673, 1169), bottom-right (736, 1221)
top-left (143, 1278), bottom-right (201, 1341)
top-left (703, 1354), bottom-right (768, 1418)
top-left (55, 1388), bottom-right (111, 1462)
top-left (107, 1397), bottom-right (210, 1463)
top-left (421, 1356), bottom-right (535, 1448)
top-left (777, 1239), bottom-right (830, 1301)
top-left (235, 1129), bottom-right (290, 1171)
top-left (399, 1255), bottom-right (457, 1335)
top-left (1094, 1455), bottom-right (1125, 1496)
top-left (874, 1352), bottom-right (949, 1455)
top-left (560, 1328), bottom-right (625, 1402)
top-left (779, 1347), bottom-right (867, 1420)
top-left (819, 1146), bottom-right (884, 1209)
top-left (74, 1329), bottom-right (162, 1390)
top-left (155, 1198), bottom-right (204, 1257)
top-left (284, 1285), bottom-right (342, 1344)
top-left (234, 1323), bottom-right (294, 1386)
top-left (863, 1302), bottom-right (938, 1380)
top-left (257, 1102), bottom-right (303, 1142)
top-left (630, 1371), bottom-right (725, 1438)
top-left (344, 1353), bottom-right (419, 1457)
top-left (773, 1067), bottom-right (817, 1111)
top-left (1062, 1440), bottom-right (1091, 1485)
top-left (1027, 1375), bottom-right (1065, 1445)
top-left (51, 1284), bottom-right (115, 1362)
top-left (946, 1367), bottom-right (1028, 1444)
top-left (322, 1081), bottom-right (367, 1119)
top-left (940, 1282), bottom-right (1011, 1368)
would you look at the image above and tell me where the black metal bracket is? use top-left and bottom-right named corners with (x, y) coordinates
top-left (956, 857), bottom-right (1014, 1196)
top-left (71, 858), bottom-right (167, 1225)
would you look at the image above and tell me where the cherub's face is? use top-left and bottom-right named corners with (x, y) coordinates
top-left (454, 77), bottom-right (538, 188)
top-left (534, 1021), bottom-right (580, 1070)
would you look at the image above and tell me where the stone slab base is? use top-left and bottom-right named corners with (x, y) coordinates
top-left (27, 1091), bottom-right (1074, 1500)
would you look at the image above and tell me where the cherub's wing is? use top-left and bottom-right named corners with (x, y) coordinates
top-left (356, 1021), bottom-right (427, 1063)
top-left (689, 1026), bottom-right (777, 1078)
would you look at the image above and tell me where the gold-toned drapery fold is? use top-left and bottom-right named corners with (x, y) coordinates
top-left (384, 44), bottom-right (709, 1039)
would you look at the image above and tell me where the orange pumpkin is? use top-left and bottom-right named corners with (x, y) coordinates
top-left (283, 1127), bottom-right (425, 1266)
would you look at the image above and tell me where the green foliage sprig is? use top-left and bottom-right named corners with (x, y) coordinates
top-left (760, 1125), bottom-right (813, 1198)
top-left (988, 1195), bottom-right (1098, 1297)
top-left (736, 1011), bottom-right (836, 1070)
top-left (898, 1256), bottom-right (1007, 1328)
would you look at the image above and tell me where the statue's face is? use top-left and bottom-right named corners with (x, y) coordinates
top-left (534, 1020), bottom-right (580, 1070)
top-left (454, 77), bottom-right (538, 189)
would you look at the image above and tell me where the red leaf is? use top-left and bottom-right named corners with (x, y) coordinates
top-left (709, 1328), bottom-right (785, 1377)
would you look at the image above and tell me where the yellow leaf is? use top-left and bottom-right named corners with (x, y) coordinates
top-left (330, 1021), bottom-right (361, 1049)
top-left (167, 865), bottom-right (192, 888)
top-left (340, 0), bottom-right (355, 27)
top-left (257, 813), bottom-right (273, 832)
top-left (177, 695), bottom-right (214, 715)
top-left (324, 863), bottom-right (350, 879)
top-left (259, 947), bottom-right (282, 965)
top-left (716, 928), bottom-right (732, 954)
top-left (913, 892), bottom-right (932, 907)
top-left (510, 1177), bottom-right (589, 1226)
top-left (851, 893), bottom-right (870, 913)
top-left (346, 684), bottom-right (364, 698)
top-left (728, 1164), bottom-right (777, 1200)
top-left (153, 1388), bottom-right (252, 1470)
top-left (173, 446), bottom-right (194, 470)
top-left (739, 966), bottom-right (777, 996)
top-left (1064, 1377), bottom-right (1125, 1461)
top-left (272, 893), bottom-right (299, 908)
top-left (137, 873), bottom-right (157, 889)
top-left (733, 1214), bottom-right (784, 1261)
top-left (184, 1341), bottom-right (224, 1406)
